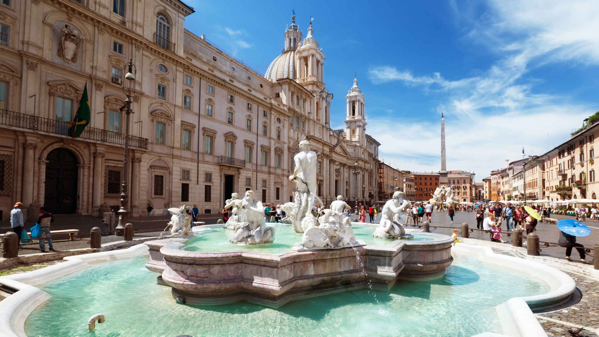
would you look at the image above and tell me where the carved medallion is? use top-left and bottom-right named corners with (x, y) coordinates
top-left (57, 24), bottom-right (83, 64)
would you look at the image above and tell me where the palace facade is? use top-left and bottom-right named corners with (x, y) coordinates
top-left (0, 0), bottom-right (379, 219)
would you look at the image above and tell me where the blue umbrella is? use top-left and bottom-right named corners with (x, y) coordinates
top-left (557, 219), bottom-right (591, 237)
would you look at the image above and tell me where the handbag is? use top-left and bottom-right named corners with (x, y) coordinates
top-left (31, 223), bottom-right (42, 239)
top-left (557, 231), bottom-right (569, 247)
top-left (21, 228), bottom-right (32, 244)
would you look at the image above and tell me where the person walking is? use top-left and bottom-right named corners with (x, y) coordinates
top-left (503, 202), bottom-right (514, 231)
top-left (10, 202), bottom-right (24, 249)
top-left (475, 207), bottom-right (484, 229)
top-left (146, 204), bottom-right (153, 220)
top-left (558, 230), bottom-right (587, 263)
top-left (523, 210), bottom-right (538, 234)
top-left (448, 205), bottom-right (455, 224)
top-left (425, 202), bottom-right (433, 222)
top-left (494, 204), bottom-right (503, 228)
top-left (412, 205), bottom-right (419, 226)
top-left (275, 205), bottom-right (282, 223)
top-left (513, 207), bottom-right (523, 229)
top-left (192, 205), bottom-right (199, 222)
top-left (368, 205), bottom-right (374, 223)
top-left (360, 206), bottom-right (366, 223)
top-left (418, 203), bottom-right (425, 223)
top-left (38, 207), bottom-right (55, 252)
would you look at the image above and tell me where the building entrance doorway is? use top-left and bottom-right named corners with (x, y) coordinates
top-left (223, 174), bottom-right (234, 206)
top-left (44, 148), bottom-right (78, 214)
top-left (335, 180), bottom-right (338, 196)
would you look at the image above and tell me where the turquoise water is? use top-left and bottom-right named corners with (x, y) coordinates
top-left (183, 223), bottom-right (436, 254)
top-left (25, 254), bottom-right (549, 337)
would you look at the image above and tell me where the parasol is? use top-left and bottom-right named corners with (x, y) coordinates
top-left (523, 206), bottom-right (542, 220)
top-left (557, 219), bottom-right (591, 237)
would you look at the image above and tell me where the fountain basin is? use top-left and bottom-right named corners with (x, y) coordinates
top-left (146, 225), bottom-right (453, 307)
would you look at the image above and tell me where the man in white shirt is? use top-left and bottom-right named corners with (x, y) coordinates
top-left (425, 202), bottom-right (433, 222)
top-left (10, 202), bottom-right (24, 248)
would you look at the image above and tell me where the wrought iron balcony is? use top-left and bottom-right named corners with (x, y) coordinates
top-left (154, 33), bottom-right (175, 52)
top-left (216, 156), bottom-right (245, 168)
top-left (0, 109), bottom-right (148, 149)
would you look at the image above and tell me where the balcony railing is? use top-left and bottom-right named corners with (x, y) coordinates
top-left (216, 156), bottom-right (245, 168)
top-left (0, 109), bottom-right (148, 149)
top-left (154, 33), bottom-right (175, 52)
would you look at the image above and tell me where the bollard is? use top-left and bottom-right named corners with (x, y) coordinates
top-left (124, 223), bottom-right (133, 241)
top-left (90, 227), bottom-right (102, 249)
top-left (512, 228), bottom-right (522, 247)
top-left (461, 223), bottom-right (469, 238)
top-left (2, 232), bottom-right (18, 258)
top-left (595, 244), bottom-right (599, 270)
top-left (422, 222), bottom-right (430, 233)
top-left (527, 232), bottom-right (540, 256)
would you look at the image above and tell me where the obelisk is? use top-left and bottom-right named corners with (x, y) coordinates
top-left (439, 113), bottom-right (448, 186)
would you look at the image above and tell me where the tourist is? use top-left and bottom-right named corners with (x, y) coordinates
top-left (523, 210), bottom-right (538, 234)
top-left (192, 205), bottom-right (199, 222)
top-left (412, 205), bottom-right (419, 226)
top-left (425, 202), bottom-right (433, 222)
top-left (483, 213), bottom-right (498, 240)
top-left (475, 207), bottom-right (484, 229)
top-left (275, 205), bottom-right (282, 223)
top-left (264, 204), bottom-right (271, 222)
top-left (360, 206), bottom-right (366, 223)
top-left (448, 205), bottom-right (455, 224)
top-left (37, 207), bottom-right (55, 252)
top-left (146, 204), bottom-right (153, 219)
top-left (222, 208), bottom-right (229, 223)
top-left (368, 205), bottom-right (374, 223)
top-left (494, 204), bottom-right (503, 228)
top-left (503, 202), bottom-right (514, 231)
top-left (374, 206), bottom-right (378, 222)
top-left (451, 228), bottom-right (461, 246)
top-left (491, 225), bottom-right (506, 243)
top-left (418, 203), bottom-right (425, 223)
top-left (513, 207), bottom-right (523, 229)
top-left (591, 206), bottom-right (597, 221)
top-left (10, 202), bottom-right (24, 249)
top-left (558, 230), bottom-right (587, 263)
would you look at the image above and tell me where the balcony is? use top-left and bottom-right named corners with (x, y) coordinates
top-left (216, 156), bottom-right (245, 168)
top-left (573, 180), bottom-right (587, 189)
top-left (154, 33), bottom-right (175, 52)
top-left (0, 109), bottom-right (148, 149)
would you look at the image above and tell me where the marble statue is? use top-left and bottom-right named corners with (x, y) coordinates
top-left (223, 193), bottom-right (243, 230)
top-left (373, 191), bottom-right (411, 239)
top-left (295, 209), bottom-right (359, 251)
top-left (231, 190), bottom-right (274, 244)
top-left (330, 195), bottom-right (351, 215)
top-left (430, 185), bottom-right (459, 207)
top-left (167, 205), bottom-right (193, 237)
top-left (287, 140), bottom-right (319, 233)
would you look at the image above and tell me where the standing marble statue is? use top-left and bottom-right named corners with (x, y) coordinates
top-left (232, 190), bottom-right (274, 244)
top-left (330, 195), bottom-right (351, 215)
top-left (374, 191), bottom-right (411, 239)
top-left (288, 140), bottom-right (319, 232)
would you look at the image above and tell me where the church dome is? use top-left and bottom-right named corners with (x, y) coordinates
top-left (264, 50), bottom-right (296, 81)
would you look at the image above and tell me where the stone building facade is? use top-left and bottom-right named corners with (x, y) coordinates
top-left (378, 162), bottom-right (403, 200)
top-left (412, 172), bottom-right (439, 202)
top-left (0, 1), bottom-right (379, 220)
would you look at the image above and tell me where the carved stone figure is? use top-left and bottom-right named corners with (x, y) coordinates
top-left (295, 209), bottom-right (360, 250)
top-left (57, 24), bottom-right (82, 64)
top-left (330, 195), bottom-right (351, 215)
top-left (167, 205), bottom-right (192, 237)
top-left (223, 193), bottom-right (244, 230)
top-left (288, 140), bottom-right (319, 233)
top-left (231, 190), bottom-right (274, 244)
top-left (430, 185), bottom-right (459, 207)
top-left (374, 191), bottom-right (411, 239)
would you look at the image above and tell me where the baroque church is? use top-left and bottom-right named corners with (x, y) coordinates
top-left (0, 0), bottom-right (379, 222)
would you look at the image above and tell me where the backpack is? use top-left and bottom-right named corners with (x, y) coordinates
top-left (368, 207), bottom-right (373, 214)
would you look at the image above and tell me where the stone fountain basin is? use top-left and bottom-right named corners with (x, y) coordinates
top-left (145, 228), bottom-right (454, 308)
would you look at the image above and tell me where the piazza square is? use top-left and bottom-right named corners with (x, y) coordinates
top-left (0, 0), bottom-right (598, 336)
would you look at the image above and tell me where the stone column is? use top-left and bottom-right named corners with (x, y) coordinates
top-left (308, 55), bottom-right (313, 77)
top-left (22, 143), bottom-right (36, 206)
top-left (131, 157), bottom-right (141, 216)
top-left (92, 152), bottom-right (104, 214)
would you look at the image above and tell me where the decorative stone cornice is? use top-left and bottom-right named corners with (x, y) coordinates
top-left (223, 131), bottom-right (237, 143)
top-left (181, 121), bottom-right (196, 132)
top-left (202, 127), bottom-right (217, 137)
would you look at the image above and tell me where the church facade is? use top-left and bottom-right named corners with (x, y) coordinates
top-left (0, 0), bottom-right (379, 220)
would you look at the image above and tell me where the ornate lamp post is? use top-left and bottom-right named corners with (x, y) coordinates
top-left (116, 58), bottom-right (136, 236)
top-left (352, 161), bottom-right (360, 206)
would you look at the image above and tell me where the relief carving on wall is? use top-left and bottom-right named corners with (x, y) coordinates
top-left (57, 24), bottom-right (83, 64)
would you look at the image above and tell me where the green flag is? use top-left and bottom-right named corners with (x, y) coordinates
top-left (69, 83), bottom-right (90, 138)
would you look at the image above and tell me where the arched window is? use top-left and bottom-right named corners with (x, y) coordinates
top-left (593, 192), bottom-right (597, 199)
top-left (156, 13), bottom-right (170, 49)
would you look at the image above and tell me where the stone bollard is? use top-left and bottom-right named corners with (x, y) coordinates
top-left (595, 244), bottom-right (599, 270)
top-left (90, 227), bottom-right (102, 249)
top-left (2, 232), bottom-right (18, 258)
top-left (216, 219), bottom-right (224, 224)
top-left (527, 232), bottom-right (540, 256)
top-left (422, 222), bottom-right (430, 233)
top-left (461, 223), bottom-right (469, 238)
top-left (124, 223), bottom-right (133, 241)
top-left (512, 228), bottom-right (523, 247)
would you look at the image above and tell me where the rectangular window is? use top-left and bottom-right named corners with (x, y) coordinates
top-left (0, 81), bottom-right (7, 110)
top-left (276, 187), bottom-right (281, 200)
top-left (55, 97), bottom-right (73, 123)
top-left (205, 172), bottom-right (212, 182)
top-left (246, 177), bottom-right (251, 186)
top-left (262, 189), bottom-right (266, 203)
top-left (226, 141), bottom-right (233, 158)
top-left (1, 0), bottom-right (10, 6)
top-left (206, 104), bottom-right (213, 117)
top-left (245, 146), bottom-right (252, 163)
top-left (112, 41), bottom-right (123, 54)
top-left (184, 75), bottom-right (192, 85)
top-left (276, 130), bottom-right (280, 140)
top-left (154, 175), bottom-right (164, 196)
top-left (262, 151), bottom-right (268, 166)
top-left (246, 119), bottom-right (251, 131)
top-left (207, 85), bottom-right (214, 95)
top-left (296, 96), bottom-right (299, 105)
top-left (263, 125), bottom-right (267, 136)
top-left (157, 84), bottom-right (166, 100)
top-left (275, 93), bottom-right (280, 98)
top-left (108, 110), bottom-right (121, 133)
top-left (182, 130), bottom-right (191, 150)
top-left (184, 95), bottom-right (191, 109)
top-left (247, 103), bottom-right (252, 111)
top-left (263, 110), bottom-right (267, 118)
top-left (107, 170), bottom-right (121, 194)
top-left (227, 112), bottom-right (233, 124)
top-left (276, 154), bottom-right (281, 168)
top-left (296, 116), bottom-right (299, 130)
top-left (318, 161), bottom-right (321, 174)
top-left (302, 120), bottom-right (305, 131)
top-left (155, 123), bottom-right (165, 145)
top-left (112, 0), bottom-right (124, 16)
top-left (182, 169), bottom-right (190, 181)
top-left (290, 117), bottom-right (293, 127)
top-left (262, 179), bottom-right (267, 188)
top-left (181, 183), bottom-right (189, 202)
top-left (205, 135), bottom-right (212, 154)
top-left (204, 185), bottom-right (211, 202)
top-left (0, 24), bottom-right (7, 47)
top-left (228, 94), bottom-right (234, 103)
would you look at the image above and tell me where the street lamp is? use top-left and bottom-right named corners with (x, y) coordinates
top-left (352, 161), bottom-right (360, 206)
top-left (116, 58), bottom-right (136, 236)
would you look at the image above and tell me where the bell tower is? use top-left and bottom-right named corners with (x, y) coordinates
top-left (345, 74), bottom-right (367, 146)
top-left (284, 12), bottom-right (302, 52)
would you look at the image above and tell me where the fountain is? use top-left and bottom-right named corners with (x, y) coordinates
top-left (430, 185), bottom-right (459, 207)
top-left (373, 191), bottom-right (411, 239)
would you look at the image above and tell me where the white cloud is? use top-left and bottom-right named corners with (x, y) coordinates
top-left (368, 0), bottom-right (599, 181)
top-left (213, 26), bottom-right (253, 56)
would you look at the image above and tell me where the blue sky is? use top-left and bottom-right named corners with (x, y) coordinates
top-left (183, 0), bottom-right (599, 181)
